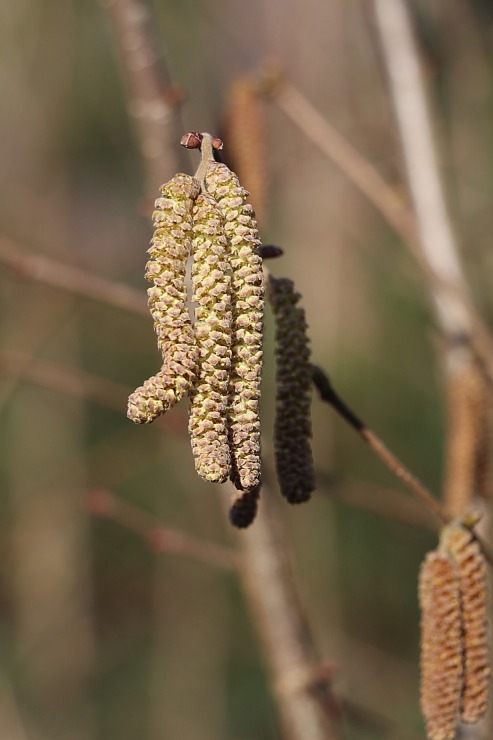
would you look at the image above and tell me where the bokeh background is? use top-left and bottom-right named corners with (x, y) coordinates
top-left (1, 0), bottom-right (493, 738)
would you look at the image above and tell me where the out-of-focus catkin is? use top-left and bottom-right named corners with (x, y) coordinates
top-left (443, 363), bottom-right (491, 518)
top-left (443, 523), bottom-right (490, 725)
top-left (229, 487), bottom-right (260, 529)
top-left (419, 550), bottom-right (463, 740)
top-left (204, 162), bottom-right (264, 491)
top-left (268, 276), bottom-right (315, 503)
top-left (128, 173), bottom-right (199, 423)
top-left (223, 78), bottom-right (268, 227)
top-left (188, 193), bottom-right (232, 483)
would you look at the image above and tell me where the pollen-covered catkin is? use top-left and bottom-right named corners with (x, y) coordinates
top-left (268, 276), bottom-right (315, 503)
top-left (128, 174), bottom-right (200, 423)
top-left (443, 523), bottom-right (490, 724)
top-left (188, 193), bottom-right (232, 483)
top-left (419, 550), bottom-right (463, 740)
top-left (204, 162), bottom-right (264, 491)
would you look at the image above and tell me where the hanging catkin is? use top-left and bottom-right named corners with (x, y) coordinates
top-left (443, 523), bottom-right (490, 725)
top-left (188, 193), bottom-right (232, 483)
top-left (268, 276), bottom-right (315, 503)
top-left (128, 173), bottom-right (199, 423)
top-left (419, 550), bottom-right (463, 740)
top-left (204, 161), bottom-right (264, 491)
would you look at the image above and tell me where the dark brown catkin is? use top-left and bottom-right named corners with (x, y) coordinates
top-left (188, 193), bottom-right (232, 483)
top-left (229, 487), bottom-right (260, 528)
top-left (204, 162), bottom-right (264, 492)
top-left (268, 276), bottom-right (315, 503)
top-left (128, 173), bottom-right (199, 423)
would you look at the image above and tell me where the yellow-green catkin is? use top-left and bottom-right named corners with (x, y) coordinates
top-left (127, 173), bottom-right (199, 423)
top-left (268, 276), bottom-right (315, 503)
top-left (204, 162), bottom-right (264, 491)
top-left (419, 550), bottom-right (463, 740)
top-left (443, 523), bottom-right (490, 725)
top-left (188, 193), bottom-right (232, 482)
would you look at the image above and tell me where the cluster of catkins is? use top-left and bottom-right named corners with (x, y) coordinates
top-left (419, 520), bottom-right (490, 740)
top-left (127, 134), bottom-right (264, 523)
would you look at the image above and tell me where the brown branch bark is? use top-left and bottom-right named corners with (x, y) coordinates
top-left (0, 236), bottom-right (148, 317)
top-left (227, 486), bottom-right (339, 740)
top-left (100, 0), bottom-right (181, 192)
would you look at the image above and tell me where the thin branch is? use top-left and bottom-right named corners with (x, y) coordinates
top-left (0, 236), bottom-right (148, 317)
top-left (100, 0), bottom-right (181, 191)
top-left (311, 365), bottom-right (448, 525)
top-left (85, 489), bottom-right (239, 572)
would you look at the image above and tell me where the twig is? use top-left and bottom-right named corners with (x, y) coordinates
top-left (100, 0), bottom-right (181, 191)
top-left (311, 365), bottom-right (448, 525)
top-left (85, 489), bottom-right (239, 572)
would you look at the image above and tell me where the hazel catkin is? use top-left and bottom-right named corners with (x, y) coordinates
top-left (204, 162), bottom-right (264, 491)
top-left (268, 276), bottom-right (315, 504)
top-left (188, 193), bottom-right (232, 483)
top-left (419, 550), bottom-right (463, 740)
top-left (128, 173), bottom-right (200, 423)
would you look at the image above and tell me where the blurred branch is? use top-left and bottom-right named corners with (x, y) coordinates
top-left (267, 77), bottom-right (493, 387)
top-left (373, 0), bottom-right (493, 527)
top-left (100, 0), bottom-right (181, 191)
top-left (85, 489), bottom-right (238, 571)
top-left (0, 350), bottom-right (131, 415)
top-left (226, 486), bottom-right (339, 740)
top-left (271, 79), bottom-right (418, 250)
top-left (0, 237), bottom-right (148, 317)
top-left (0, 350), bottom-right (184, 434)
top-left (311, 365), bottom-right (447, 525)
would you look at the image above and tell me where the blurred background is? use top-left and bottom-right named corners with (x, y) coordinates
top-left (1, 0), bottom-right (493, 738)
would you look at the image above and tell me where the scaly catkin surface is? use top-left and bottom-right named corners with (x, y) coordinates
top-left (204, 162), bottom-right (264, 491)
top-left (443, 524), bottom-right (490, 724)
top-left (419, 550), bottom-right (463, 740)
top-left (188, 193), bottom-right (232, 483)
top-left (268, 276), bottom-right (315, 504)
top-left (128, 173), bottom-right (199, 423)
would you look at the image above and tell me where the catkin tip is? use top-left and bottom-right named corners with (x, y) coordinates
top-left (229, 487), bottom-right (260, 528)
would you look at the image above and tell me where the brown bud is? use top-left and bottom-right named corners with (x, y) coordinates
top-left (180, 132), bottom-right (203, 149)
